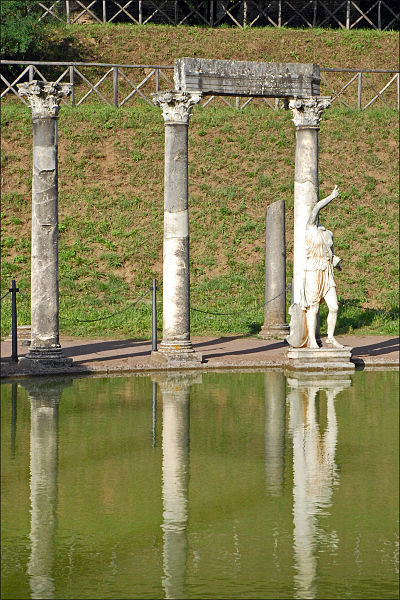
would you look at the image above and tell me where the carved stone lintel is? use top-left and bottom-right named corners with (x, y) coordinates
top-left (17, 81), bottom-right (72, 118)
top-left (289, 96), bottom-right (331, 128)
top-left (152, 90), bottom-right (202, 124)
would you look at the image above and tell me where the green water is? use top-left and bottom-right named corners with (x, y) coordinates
top-left (1, 370), bottom-right (399, 600)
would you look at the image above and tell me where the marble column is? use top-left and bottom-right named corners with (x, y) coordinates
top-left (153, 373), bottom-right (201, 599)
top-left (260, 200), bottom-right (289, 339)
top-left (287, 97), bottom-right (331, 348)
top-left (17, 81), bottom-right (72, 366)
top-left (152, 91), bottom-right (202, 365)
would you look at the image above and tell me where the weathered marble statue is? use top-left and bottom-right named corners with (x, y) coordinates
top-left (288, 185), bottom-right (343, 349)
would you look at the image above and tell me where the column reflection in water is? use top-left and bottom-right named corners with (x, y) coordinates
top-left (264, 372), bottom-right (286, 496)
top-left (22, 378), bottom-right (72, 600)
top-left (153, 373), bottom-right (201, 600)
top-left (287, 374), bottom-right (351, 600)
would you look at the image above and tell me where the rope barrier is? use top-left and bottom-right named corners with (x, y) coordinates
top-left (59, 289), bottom-right (152, 323)
top-left (190, 289), bottom-right (288, 317)
top-left (2, 281), bottom-right (397, 322)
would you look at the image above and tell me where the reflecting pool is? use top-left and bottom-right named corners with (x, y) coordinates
top-left (1, 370), bottom-right (399, 599)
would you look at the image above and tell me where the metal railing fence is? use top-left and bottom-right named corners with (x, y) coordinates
top-left (1, 60), bottom-right (399, 110)
top-left (34, 1), bottom-right (400, 30)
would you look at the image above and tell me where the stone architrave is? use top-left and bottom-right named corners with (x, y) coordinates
top-left (286, 96), bottom-right (331, 348)
top-left (174, 58), bottom-right (320, 98)
top-left (260, 199), bottom-right (289, 339)
top-left (151, 91), bottom-right (202, 365)
top-left (17, 81), bottom-right (72, 366)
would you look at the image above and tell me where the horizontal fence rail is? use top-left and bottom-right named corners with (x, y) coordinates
top-left (35, 1), bottom-right (400, 30)
top-left (1, 61), bottom-right (399, 110)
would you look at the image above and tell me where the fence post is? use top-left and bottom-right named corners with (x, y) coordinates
top-left (10, 279), bottom-right (19, 363)
top-left (235, 96), bottom-right (240, 109)
top-left (397, 73), bottom-right (400, 112)
top-left (69, 66), bottom-right (75, 105)
top-left (378, 0), bottom-right (382, 30)
top-left (29, 65), bottom-right (34, 82)
top-left (66, 0), bottom-right (70, 24)
top-left (243, 0), bottom-right (247, 27)
top-left (152, 278), bottom-right (157, 352)
top-left (156, 68), bottom-right (160, 92)
top-left (210, 0), bottom-right (214, 26)
top-left (103, 0), bottom-right (106, 23)
top-left (278, 0), bottom-right (282, 27)
top-left (346, 0), bottom-right (350, 29)
top-left (139, 0), bottom-right (142, 24)
top-left (113, 67), bottom-right (118, 107)
top-left (357, 72), bottom-right (362, 109)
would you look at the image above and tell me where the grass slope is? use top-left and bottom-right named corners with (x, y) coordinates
top-left (48, 23), bottom-right (398, 69)
top-left (1, 25), bottom-right (399, 338)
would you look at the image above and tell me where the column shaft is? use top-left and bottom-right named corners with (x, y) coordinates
top-left (260, 199), bottom-right (289, 338)
top-left (31, 117), bottom-right (60, 349)
top-left (163, 122), bottom-right (190, 343)
top-left (293, 127), bottom-right (319, 305)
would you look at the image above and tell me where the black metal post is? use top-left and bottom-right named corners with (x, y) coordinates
top-left (152, 381), bottom-right (157, 448)
top-left (11, 382), bottom-right (17, 458)
top-left (152, 278), bottom-right (157, 352)
top-left (10, 279), bottom-right (19, 362)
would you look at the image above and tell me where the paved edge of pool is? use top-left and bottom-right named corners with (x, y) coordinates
top-left (1, 357), bottom-right (399, 380)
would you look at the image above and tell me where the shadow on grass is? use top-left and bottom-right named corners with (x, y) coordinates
top-left (321, 299), bottom-right (399, 335)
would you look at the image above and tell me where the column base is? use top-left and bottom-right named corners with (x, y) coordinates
top-left (286, 346), bottom-right (355, 372)
top-left (151, 340), bottom-right (202, 366)
top-left (19, 345), bottom-right (73, 368)
top-left (259, 323), bottom-right (290, 340)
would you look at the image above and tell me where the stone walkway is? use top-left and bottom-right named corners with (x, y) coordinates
top-left (1, 334), bottom-right (398, 378)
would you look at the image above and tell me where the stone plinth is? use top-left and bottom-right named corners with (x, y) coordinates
top-left (174, 58), bottom-right (320, 97)
top-left (286, 346), bottom-right (354, 371)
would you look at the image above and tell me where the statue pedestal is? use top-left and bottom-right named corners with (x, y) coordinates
top-left (286, 346), bottom-right (355, 372)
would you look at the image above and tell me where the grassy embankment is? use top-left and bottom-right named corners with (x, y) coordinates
top-left (1, 25), bottom-right (398, 339)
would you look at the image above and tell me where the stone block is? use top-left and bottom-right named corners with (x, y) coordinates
top-left (286, 346), bottom-right (355, 371)
top-left (174, 58), bottom-right (320, 98)
top-left (151, 350), bottom-right (203, 366)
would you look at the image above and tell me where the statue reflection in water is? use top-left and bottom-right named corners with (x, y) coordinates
top-left (22, 378), bottom-right (72, 600)
top-left (153, 373), bottom-right (201, 600)
top-left (287, 374), bottom-right (351, 600)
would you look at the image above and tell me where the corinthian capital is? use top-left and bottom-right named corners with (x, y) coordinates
top-left (17, 81), bottom-right (71, 118)
top-left (289, 96), bottom-right (331, 128)
top-left (152, 91), bottom-right (202, 124)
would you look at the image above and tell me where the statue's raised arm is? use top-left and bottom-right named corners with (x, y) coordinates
top-left (307, 185), bottom-right (340, 228)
